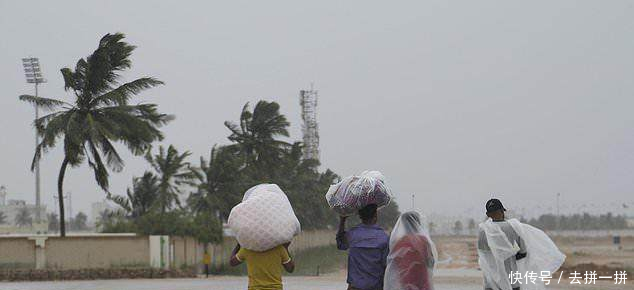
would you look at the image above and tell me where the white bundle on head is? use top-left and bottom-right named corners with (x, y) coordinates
top-left (228, 184), bottom-right (301, 252)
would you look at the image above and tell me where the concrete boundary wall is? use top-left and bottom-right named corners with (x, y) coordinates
top-left (0, 234), bottom-right (154, 270)
top-left (45, 235), bottom-right (150, 269)
top-left (0, 237), bottom-right (35, 268)
top-left (0, 230), bottom-right (336, 271)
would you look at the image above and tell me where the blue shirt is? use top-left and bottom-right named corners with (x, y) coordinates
top-left (337, 223), bottom-right (389, 290)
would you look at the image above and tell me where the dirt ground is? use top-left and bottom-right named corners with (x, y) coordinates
top-left (431, 234), bottom-right (632, 289)
top-left (432, 234), bottom-right (634, 271)
top-left (553, 235), bottom-right (634, 271)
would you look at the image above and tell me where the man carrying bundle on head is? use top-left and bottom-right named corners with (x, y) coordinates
top-left (327, 171), bottom-right (393, 290)
top-left (228, 184), bottom-right (300, 290)
top-left (337, 204), bottom-right (389, 290)
top-left (229, 241), bottom-right (295, 290)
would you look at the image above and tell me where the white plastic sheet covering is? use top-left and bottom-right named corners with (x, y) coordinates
top-left (325, 170), bottom-right (392, 216)
top-left (385, 211), bottom-right (437, 290)
top-left (228, 184), bottom-right (301, 252)
top-left (478, 218), bottom-right (566, 290)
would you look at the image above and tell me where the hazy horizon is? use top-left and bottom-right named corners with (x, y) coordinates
top-left (1, 1), bottom-right (634, 221)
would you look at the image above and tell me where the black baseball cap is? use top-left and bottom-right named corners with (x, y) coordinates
top-left (485, 198), bottom-right (506, 213)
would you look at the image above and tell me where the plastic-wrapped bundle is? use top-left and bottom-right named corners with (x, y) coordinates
top-left (228, 184), bottom-right (301, 252)
top-left (384, 211), bottom-right (437, 290)
top-left (325, 170), bottom-right (392, 216)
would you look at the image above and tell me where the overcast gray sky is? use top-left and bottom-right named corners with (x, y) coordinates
top-left (1, 1), bottom-right (633, 220)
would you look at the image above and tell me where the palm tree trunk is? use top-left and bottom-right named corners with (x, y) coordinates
top-left (57, 158), bottom-right (69, 237)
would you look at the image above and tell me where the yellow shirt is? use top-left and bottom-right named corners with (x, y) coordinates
top-left (236, 245), bottom-right (291, 290)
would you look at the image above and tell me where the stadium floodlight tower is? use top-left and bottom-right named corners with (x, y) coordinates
top-left (22, 57), bottom-right (47, 223)
top-left (299, 84), bottom-right (320, 161)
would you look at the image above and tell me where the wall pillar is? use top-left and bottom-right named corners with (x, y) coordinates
top-left (149, 235), bottom-right (170, 269)
top-left (28, 236), bottom-right (47, 269)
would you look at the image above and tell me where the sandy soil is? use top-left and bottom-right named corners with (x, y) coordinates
top-left (553, 235), bottom-right (634, 270)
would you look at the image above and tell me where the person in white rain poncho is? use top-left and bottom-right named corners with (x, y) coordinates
top-left (477, 199), bottom-right (566, 290)
top-left (384, 211), bottom-right (437, 290)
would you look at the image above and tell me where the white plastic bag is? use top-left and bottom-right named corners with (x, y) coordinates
top-left (478, 219), bottom-right (566, 290)
top-left (228, 184), bottom-right (301, 252)
top-left (507, 219), bottom-right (566, 290)
top-left (385, 211), bottom-right (437, 290)
top-left (242, 183), bottom-right (285, 201)
top-left (325, 170), bottom-right (392, 216)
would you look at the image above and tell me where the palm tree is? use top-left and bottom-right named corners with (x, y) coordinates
top-left (19, 33), bottom-right (172, 236)
top-left (224, 101), bottom-right (290, 169)
top-left (145, 145), bottom-right (196, 213)
top-left (188, 145), bottom-right (243, 221)
top-left (15, 207), bottom-right (33, 228)
top-left (0, 211), bottom-right (7, 225)
top-left (72, 212), bottom-right (88, 231)
top-left (274, 142), bottom-right (337, 230)
top-left (95, 210), bottom-right (125, 231)
top-left (109, 171), bottom-right (160, 218)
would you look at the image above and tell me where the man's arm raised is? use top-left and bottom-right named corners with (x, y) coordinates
top-left (229, 243), bottom-right (243, 266)
top-left (282, 242), bottom-right (295, 273)
top-left (336, 216), bottom-right (349, 250)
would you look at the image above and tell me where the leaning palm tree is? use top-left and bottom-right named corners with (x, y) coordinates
top-left (19, 33), bottom-right (172, 236)
top-left (224, 101), bottom-right (290, 167)
top-left (15, 207), bottom-right (33, 228)
top-left (146, 145), bottom-right (196, 213)
top-left (109, 171), bottom-right (160, 218)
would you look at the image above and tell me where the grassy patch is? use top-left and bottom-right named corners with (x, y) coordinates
top-left (571, 251), bottom-right (589, 256)
top-left (289, 244), bottom-right (347, 276)
top-left (0, 263), bottom-right (35, 269)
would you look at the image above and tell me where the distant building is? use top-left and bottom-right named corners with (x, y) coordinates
top-left (0, 185), bottom-right (47, 234)
top-left (90, 200), bottom-right (116, 226)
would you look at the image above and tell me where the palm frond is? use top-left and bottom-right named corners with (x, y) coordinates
top-left (61, 61), bottom-right (86, 93)
top-left (84, 114), bottom-right (124, 172)
top-left (108, 192), bottom-right (132, 213)
top-left (99, 138), bottom-right (124, 172)
top-left (96, 105), bottom-right (172, 155)
top-left (19, 95), bottom-right (68, 111)
top-left (86, 140), bottom-right (110, 190)
top-left (90, 77), bottom-right (163, 107)
top-left (85, 33), bottom-right (136, 95)
top-left (35, 110), bottom-right (74, 150)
